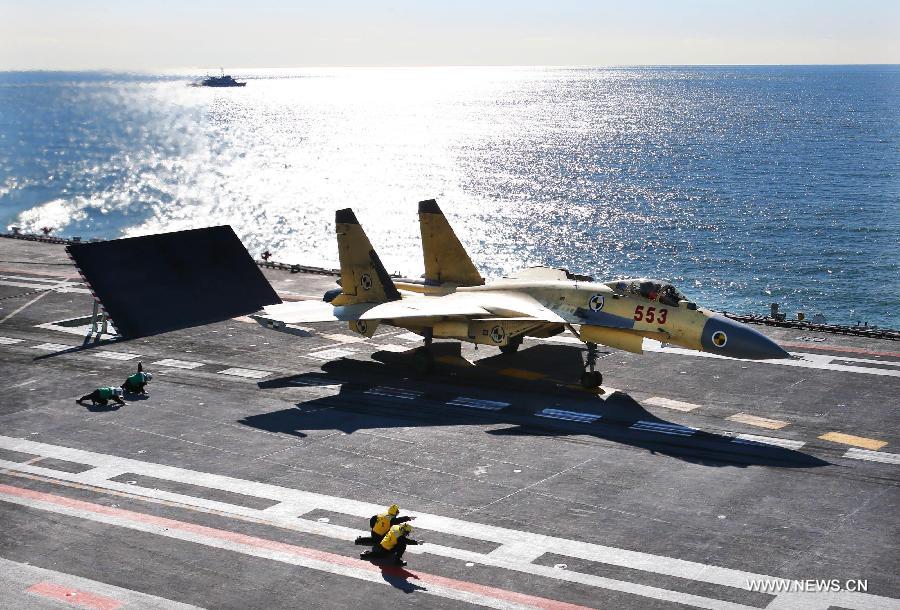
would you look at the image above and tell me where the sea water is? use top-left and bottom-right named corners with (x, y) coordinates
top-left (0, 66), bottom-right (897, 327)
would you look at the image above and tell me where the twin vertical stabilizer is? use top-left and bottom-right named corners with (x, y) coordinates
top-left (418, 199), bottom-right (484, 287)
top-left (332, 208), bottom-right (400, 306)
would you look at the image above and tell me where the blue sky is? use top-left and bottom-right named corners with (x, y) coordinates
top-left (1, 0), bottom-right (898, 69)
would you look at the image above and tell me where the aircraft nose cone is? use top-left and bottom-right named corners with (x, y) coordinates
top-left (701, 315), bottom-right (791, 360)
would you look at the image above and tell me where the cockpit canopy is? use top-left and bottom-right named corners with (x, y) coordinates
top-left (606, 278), bottom-right (688, 306)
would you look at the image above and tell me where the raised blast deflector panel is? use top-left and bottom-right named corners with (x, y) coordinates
top-left (67, 226), bottom-right (281, 339)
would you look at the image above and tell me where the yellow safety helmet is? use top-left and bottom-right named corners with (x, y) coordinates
top-left (387, 504), bottom-right (400, 516)
top-left (399, 523), bottom-right (413, 535)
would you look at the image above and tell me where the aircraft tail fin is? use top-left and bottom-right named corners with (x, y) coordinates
top-left (332, 208), bottom-right (400, 305)
top-left (418, 199), bottom-right (484, 287)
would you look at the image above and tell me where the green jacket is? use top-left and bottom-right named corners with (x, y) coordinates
top-left (97, 387), bottom-right (116, 399)
top-left (126, 372), bottom-right (148, 386)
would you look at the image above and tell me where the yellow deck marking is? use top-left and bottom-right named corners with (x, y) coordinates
top-left (819, 432), bottom-right (887, 450)
top-left (498, 368), bottom-right (546, 380)
top-left (727, 413), bottom-right (790, 430)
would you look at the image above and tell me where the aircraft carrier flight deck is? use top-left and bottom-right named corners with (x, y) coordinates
top-left (0, 235), bottom-right (898, 610)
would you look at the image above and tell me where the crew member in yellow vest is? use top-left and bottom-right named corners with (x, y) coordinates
top-left (354, 504), bottom-right (416, 546)
top-left (359, 523), bottom-right (422, 566)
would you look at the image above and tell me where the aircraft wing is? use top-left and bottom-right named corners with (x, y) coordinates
top-left (253, 300), bottom-right (375, 324)
top-left (360, 291), bottom-right (566, 324)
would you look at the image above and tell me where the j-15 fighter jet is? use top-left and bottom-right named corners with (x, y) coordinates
top-left (67, 199), bottom-right (789, 389)
top-left (250, 200), bottom-right (791, 388)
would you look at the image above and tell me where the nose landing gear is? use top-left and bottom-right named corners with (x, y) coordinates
top-left (580, 341), bottom-right (603, 389)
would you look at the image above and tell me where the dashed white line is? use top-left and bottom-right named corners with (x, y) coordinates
top-left (396, 332), bottom-right (424, 342)
top-left (0, 336), bottom-right (24, 345)
top-left (447, 397), bottom-right (510, 411)
top-left (93, 351), bottom-right (141, 361)
top-left (320, 333), bottom-right (367, 344)
top-left (732, 434), bottom-right (806, 451)
top-left (644, 397), bottom-right (701, 412)
top-left (364, 386), bottom-right (423, 400)
top-left (630, 421), bottom-right (697, 437)
top-left (304, 347), bottom-right (357, 360)
top-left (536, 408), bottom-right (601, 423)
top-left (217, 367), bottom-right (272, 379)
top-left (373, 343), bottom-right (411, 353)
top-left (843, 448), bottom-right (900, 465)
top-left (29, 342), bottom-right (75, 352)
top-left (151, 358), bottom-right (205, 370)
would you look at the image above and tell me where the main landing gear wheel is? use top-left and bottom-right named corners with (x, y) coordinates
top-left (412, 347), bottom-right (434, 374)
top-left (499, 336), bottom-right (522, 355)
top-left (580, 341), bottom-right (603, 389)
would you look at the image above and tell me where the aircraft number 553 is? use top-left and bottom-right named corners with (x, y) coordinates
top-left (634, 305), bottom-right (667, 324)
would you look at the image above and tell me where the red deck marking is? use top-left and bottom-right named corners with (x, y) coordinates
top-left (2, 484), bottom-right (590, 610)
top-left (779, 342), bottom-right (900, 359)
top-left (26, 582), bottom-right (122, 610)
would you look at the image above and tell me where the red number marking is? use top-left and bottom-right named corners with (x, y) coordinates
top-left (646, 307), bottom-right (655, 323)
top-left (633, 305), bottom-right (644, 321)
top-left (658, 309), bottom-right (668, 324)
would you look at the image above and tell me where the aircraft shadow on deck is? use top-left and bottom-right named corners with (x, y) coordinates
top-left (247, 345), bottom-right (829, 470)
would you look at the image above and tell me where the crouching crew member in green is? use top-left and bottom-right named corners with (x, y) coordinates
top-left (122, 362), bottom-right (152, 395)
top-left (360, 523), bottom-right (422, 566)
top-left (77, 387), bottom-right (125, 407)
top-left (354, 504), bottom-right (416, 546)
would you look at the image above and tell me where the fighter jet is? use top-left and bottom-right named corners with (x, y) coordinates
top-left (251, 200), bottom-right (791, 388)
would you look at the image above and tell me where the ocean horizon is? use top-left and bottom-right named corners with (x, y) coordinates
top-left (1, 65), bottom-right (898, 327)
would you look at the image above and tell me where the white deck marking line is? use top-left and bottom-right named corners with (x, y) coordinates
top-left (536, 409), bottom-right (601, 424)
top-left (447, 397), bottom-right (510, 411)
top-left (1, 556), bottom-right (202, 610)
top-left (829, 356), bottom-right (900, 367)
top-left (0, 288), bottom-right (55, 324)
top-left (150, 358), bottom-right (205, 370)
top-left (304, 347), bottom-right (357, 360)
top-left (364, 386), bottom-right (423, 400)
top-left (93, 351), bottom-right (141, 361)
top-left (0, 436), bottom-right (896, 610)
top-left (642, 339), bottom-right (900, 378)
top-left (543, 335), bottom-right (900, 378)
top-left (0, 274), bottom-right (71, 284)
top-left (29, 342), bottom-right (75, 352)
top-left (0, 486), bottom-right (581, 610)
top-left (726, 413), bottom-right (789, 430)
top-left (374, 343), bottom-right (412, 353)
top-left (0, 336), bottom-right (24, 345)
top-left (843, 448), bottom-right (900, 465)
top-left (0, 280), bottom-right (53, 290)
top-left (396, 332), bottom-right (424, 342)
top-left (320, 333), bottom-right (367, 344)
top-left (630, 421), bottom-right (697, 437)
top-left (644, 397), bottom-right (701, 412)
top-left (217, 367), bottom-right (272, 379)
top-left (732, 434), bottom-right (806, 451)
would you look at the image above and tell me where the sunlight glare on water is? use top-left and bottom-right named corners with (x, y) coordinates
top-left (1, 67), bottom-right (898, 326)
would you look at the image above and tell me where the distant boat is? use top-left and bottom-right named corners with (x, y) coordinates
top-left (191, 71), bottom-right (246, 87)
